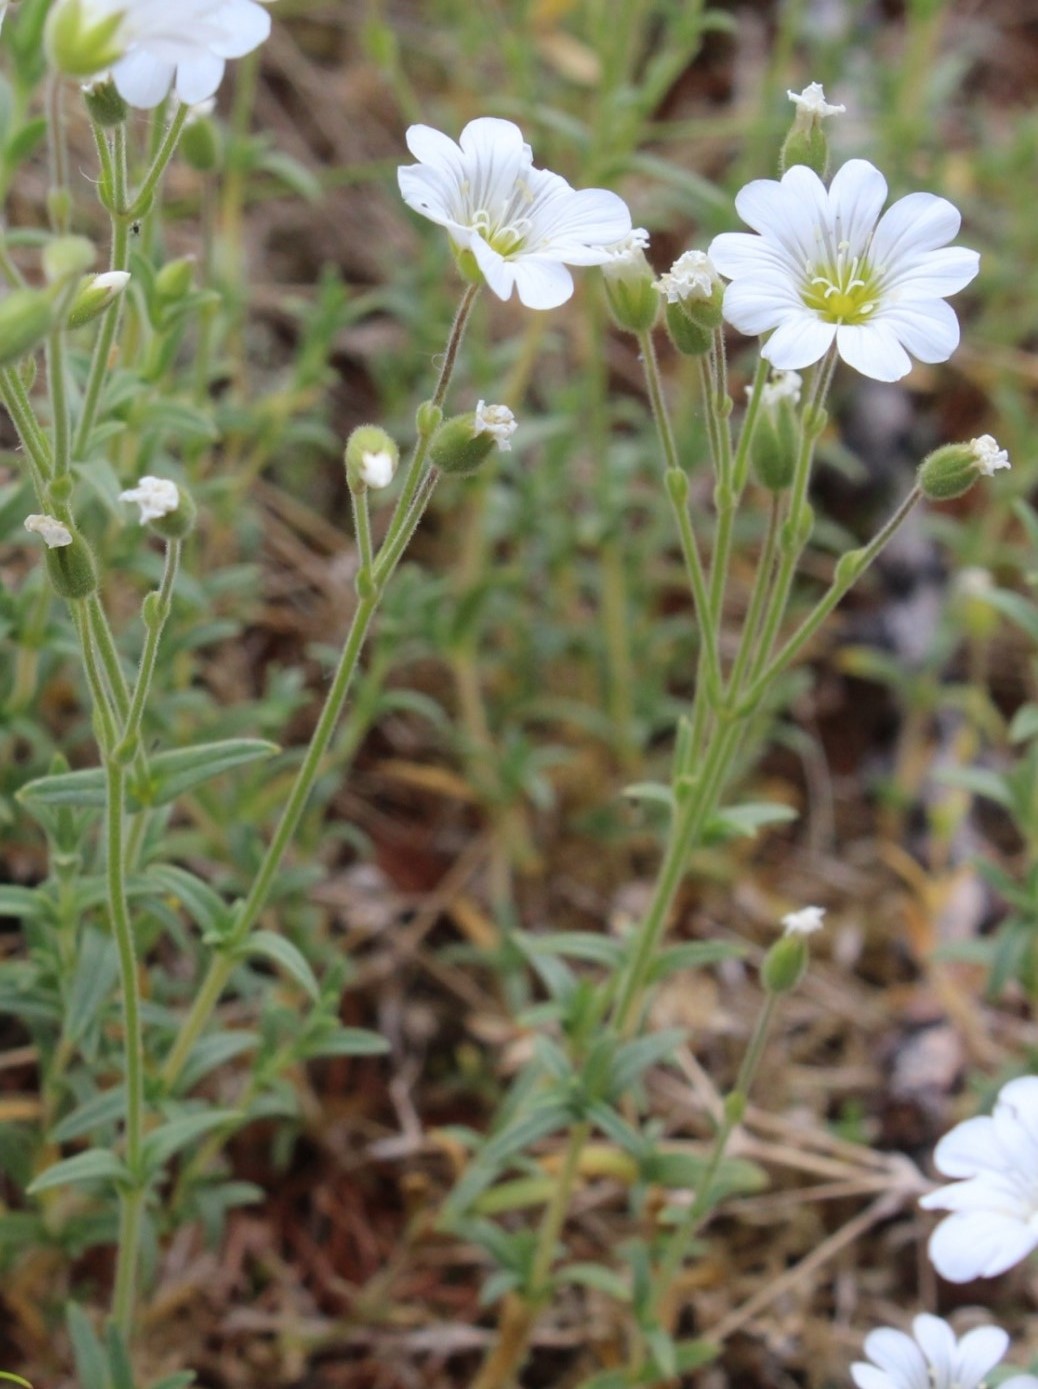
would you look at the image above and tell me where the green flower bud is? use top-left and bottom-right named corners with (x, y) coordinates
top-left (761, 905), bottom-right (824, 994)
top-left (918, 434), bottom-right (1010, 501)
top-left (155, 257), bottom-right (196, 304)
top-left (180, 113), bottom-right (221, 173)
top-left (24, 514), bottom-right (97, 600)
top-left (416, 400), bottom-right (443, 438)
top-left (656, 250), bottom-right (724, 357)
top-left (119, 476), bottom-right (195, 538)
top-left (750, 370), bottom-right (801, 492)
top-left (0, 289), bottom-right (54, 365)
top-left (66, 270), bottom-right (130, 328)
top-left (601, 229), bottom-right (658, 334)
top-left (344, 424), bottom-right (399, 492)
top-left (780, 83), bottom-right (845, 179)
top-left (42, 234), bottom-right (96, 285)
top-left (429, 401), bottom-right (517, 476)
top-left (44, 0), bottom-right (126, 79)
top-left (82, 76), bottom-right (128, 128)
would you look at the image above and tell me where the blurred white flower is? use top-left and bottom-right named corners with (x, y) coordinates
top-left (920, 1075), bottom-right (1038, 1281)
top-left (970, 434), bottom-right (1010, 476)
top-left (25, 514), bottom-right (73, 548)
top-left (397, 117), bottom-right (632, 310)
top-left (758, 369), bottom-right (802, 409)
top-left (780, 905), bottom-right (825, 936)
top-left (852, 1314), bottom-right (1038, 1389)
top-left (708, 159), bottom-right (979, 381)
top-left (120, 475), bottom-right (180, 522)
top-left (66, 0), bottom-right (274, 107)
top-left (787, 82), bottom-right (845, 120)
top-left (473, 400), bottom-right (517, 452)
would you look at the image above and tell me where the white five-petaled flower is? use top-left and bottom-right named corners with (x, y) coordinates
top-left (66, 0), bottom-right (274, 107)
top-left (397, 117), bottom-right (633, 310)
top-left (656, 249), bottom-right (720, 304)
top-left (25, 514), bottom-right (73, 548)
top-left (119, 475), bottom-right (180, 523)
top-left (708, 159), bottom-right (980, 382)
top-left (787, 82), bottom-right (845, 121)
top-left (970, 434), bottom-right (1010, 477)
top-left (780, 905), bottom-right (825, 936)
top-left (473, 400), bottom-right (517, 452)
top-left (851, 1314), bottom-right (1038, 1389)
top-left (920, 1075), bottom-right (1038, 1282)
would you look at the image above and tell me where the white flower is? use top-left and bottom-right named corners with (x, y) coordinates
top-left (708, 159), bottom-right (980, 382)
top-left (656, 249), bottom-right (720, 304)
top-left (119, 475), bottom-right (180, 523)
top-left (851, 1314), bottom-right (1038, 1389)
top-left (920, 1075), bottom-right (1038, 1282)
top-left (787, 82), bottom-right (845, 120)
top-left (67, 0), bottom-right (274, 108)
top-left (473, 400), bottom-right (517, 452)
top-left (358, 449), bottom-right (396, 490)
top-left (758, 369), bottom-right (802, 409)
top-left (970, 434), bottom-right (1010, 477)
top-left (780, 905), bottom-right (825, 936)
top-left (24, 514), bottom-right (73, 548)
top-left (397, 117), bottom-right (632, 310)
top-left (601, 227), bottom-right (651, 269)
top-left (93, 270), bottom-right (131, 293)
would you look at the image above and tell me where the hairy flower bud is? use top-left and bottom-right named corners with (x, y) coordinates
top-left (0, 290), bottom-right (54, 366)
top-left (656, 251), bottom-right (724, 356)
top-left (66, 270), bottom-right (130, 328)
top-left (45, 0), bottom-right (126, 79)
top-left (918, 434), bottom-right (1010, 501)
top-left (780, 82), bottom-right (845, 178)
top-left (601, 229), bottom-right (658, 334)
top-left (82, 76), bottom-right (128, 127)
top-left (429, 402), bottom-right (517, 476)
top-left (344, 425), bottom-right (399, 492)
top-left (25, 515), bottom-right (98, 599)
top-left (751, 371), bottom-right (801, 491)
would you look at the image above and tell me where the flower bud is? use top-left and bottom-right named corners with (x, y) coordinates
top-left (180, 110), bottom-right (221, 173)
top-left (44, 0), bottom-right (126, 79)
top-left (66, 270), bottom-right (130, 328)
top-left (761, 905), bottom-right (824, 995)
top-left (780, 83), bottom-right (845, 179)
top-left (25, 515), bottom-right (97, 599)
top-left (918, 434), bottom-right (1010, 501)
top-left (656, 250), bottom-right (724, 357)
top-left (42, 234), bottom-right (96, 286)
top-left (0, 289), bottom-right (54, 365)
top-left (429, 401), bottom-right (517, 476)
top-left (751, 371), bottom-right (801, 492)
top-left (601, 229), bottom-right (658, 334)
top-left (155, 256), bottom-right (196, 305)
top-left (82, 76), bottom-right (127, 127)
top-left (119, 476), bottom-right (195, 538)
top-left (344, 424), bottom-right (399, 492)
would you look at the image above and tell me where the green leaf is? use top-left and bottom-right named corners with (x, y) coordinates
top-left (527, 932), bottom-right (625, 968)
top-left (17, 738), bottom-right (279, 810)
top-left (178, 1031), bottom-right (260, 1092)
top-left (50, 1088), bottom-right (126, 1144)
top-left (146, 864), bottom-right (232, 938)
top-left (557, 1262), bottom-right (631, 1301)
top-left (140, 1109), bottom-right (242, 1172)
top-left (608, 1029), bottom-right (685, 1095)
top-left (622, 781), bottom-right (674, 812)
top-left (66, 1303), bottom-right (108, 1389)
top-left (1009, 704), bottom-right (1038, 745)
top-left (933, 765), bottom-right (1014, 810)
top-left (0, 885), bottom-right (48, 919)
top-left (64, 927), bottom-right (118, 1045)
top-left (704, 800), bottom-right (798, 843)
top-left (28, 1148), bottom-right (130, 1195)
top-left (243, 930), bottom-right (319, 1001)
top-left (649, 939), bottom-right (748, 982)
top-left (444, 1100), bottom-right (572, 1217)
top-left (149, 1375), bottom-right (197, 1389)
top-left (105, 1323), bottom-right (135, 1389)
top-left (297, 1027), bottom-right (390, 1058)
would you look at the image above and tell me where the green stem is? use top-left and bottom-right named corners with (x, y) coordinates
top-left (351, 485), bottom-right (374, 581)
top-left (160, 288), bottom-right (477, 1090)
top-left (739, 485), bottom-right (923, 713)
top-left (46, 325), bottom-right (72, 480)
top-left (123, 541), bottom-right (181, 745)
top-left (126, 103), bottom-right (190, 220)
top-left (0, 366), bottom-right (51, 493)
top-left (725, 491), bottom-right (782, 701)
top-left (649, 993), bottom-right (778, 1314)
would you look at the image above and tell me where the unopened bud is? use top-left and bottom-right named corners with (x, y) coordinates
top-left (751, 370), bottom-right (801, 492)
top-left (119, 476), bottom-right (195, 538)
top-left (155, 257), bottom-right (195, 304)
top-left (429, 401), bottom-right (517, 476)
top-left (762, 905), bottom-right (824, 994)
top-left (918, 434), bottom-right (1010, 501)
top-left (180, 109), bottom-right (220, 173)
top-left (656, 251), bottom-right (724, 357)
top-left (27, 518), bottom-right (98, 599)
top-left (780, 83), bottom-right (845, 178)
top-left (42, 235), bottom-right (96, 286)
top-left (66, 270), bottom-right (130, 328)
top-left (344, 424), bottom-right (399, 492)
top-left (0, 290), bottom-right (54, 365)
top-left (601, 229), bottom-right (658, 334)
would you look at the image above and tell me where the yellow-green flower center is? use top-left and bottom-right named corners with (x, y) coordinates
top-left (471, 208), bottom-right (531, 258)
top-left (801, 245), bottom-right (879, 324)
